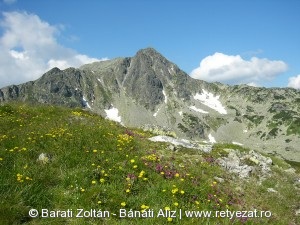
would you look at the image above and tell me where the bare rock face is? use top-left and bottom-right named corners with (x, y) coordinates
top-left (1, 47), bottom-right (299, 162)
top-left (216, 149), bottom-right (273, 179)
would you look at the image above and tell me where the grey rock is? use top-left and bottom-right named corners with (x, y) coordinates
top-left (295, 208), bottom-right (300, 216)
top-left (214, 176), bottom-right (225, 183)
top-left (37, 153), bottom-right (52, 164)
top-left (148, 135), bottom-right (212, 153)
top-left (216, 151), bottom-right (253, 178)
top-left (198, 144), bottom-right (213, 153)
top-left (267, 188), bottom-right (278, 193)
top-left (216, 149), bottom-right (272, 179)
top-left (168, 145), bottom-right (177, 151)
top-left (225, 152), bottom-right (241, 169)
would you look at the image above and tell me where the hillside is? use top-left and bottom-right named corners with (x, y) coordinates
top-left (0, 48), bottom-right (299, 162)
top-left (0, 103), bottom-right (299, 224)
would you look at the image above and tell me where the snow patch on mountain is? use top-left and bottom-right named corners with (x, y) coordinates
top-left (105, 107), bottom-right (122, 123)
top-left (189, 106), bottom-right (208, 114)
top-left (153, 108), bottom-right (160, 117)
top-left (82, 96), bottom-right (91, 109)
top-left (208, 133), bottom-right (216, 143)
top-left (193, 89), bottom-right (227, 114)
top-left (232, 141), bottom-right (243, 146)
top-left (163, 90), bottom-right (167, 103)
top-left (149, 135), bottom-right (194, 148)
top-left (148, 135), bottom-right (212, 152)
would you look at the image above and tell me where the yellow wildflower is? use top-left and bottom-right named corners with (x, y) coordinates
top-left (171, 188), bottom-right (178, 194)
top-left (141, 204), bottom-right (149, 209)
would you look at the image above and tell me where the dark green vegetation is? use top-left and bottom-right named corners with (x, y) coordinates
top-left (243, 115), bottom-right (264, 127)
top-left (0, 103), bottom-right (299, 225)
top-left (267, 102), bottom-right (300, 136)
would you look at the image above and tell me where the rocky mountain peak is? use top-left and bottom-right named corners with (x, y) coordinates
top-left (133, 47), bottom-right (174, 73)
top-left (136, 47), bottom-right (164, 58)
top-left (0, 48), bottom-right (299, 162)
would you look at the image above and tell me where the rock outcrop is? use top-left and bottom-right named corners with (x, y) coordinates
top-left (216, 149), bottom-right (273, 179)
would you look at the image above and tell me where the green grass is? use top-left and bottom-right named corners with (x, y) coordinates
top-left (0, 103), bottom-right (299, 225)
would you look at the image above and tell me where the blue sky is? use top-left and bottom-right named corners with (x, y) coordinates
top-left (1, 0), bottom-right (300, 89)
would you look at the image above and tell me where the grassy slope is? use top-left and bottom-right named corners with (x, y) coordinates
top-left (0, 103), bottom-right (299, 225)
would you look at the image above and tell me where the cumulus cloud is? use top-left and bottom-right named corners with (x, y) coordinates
top-left (0, 11), bottom-right (106, 88)
top-left (287, 75), bottom-right (300, 89)
top-left (3, 0), bottom-right (17, 4)
top-left (190, 52), bottom-right (288, 85)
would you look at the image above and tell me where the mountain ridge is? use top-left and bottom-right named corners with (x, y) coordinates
top-left (1, 47), bottom-right (299, 162)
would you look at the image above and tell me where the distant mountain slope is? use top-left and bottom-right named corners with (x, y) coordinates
top-left (1, 48), bottom-right (299, 161)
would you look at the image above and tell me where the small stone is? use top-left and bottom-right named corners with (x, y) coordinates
top-left (168, 145), bottom-right (176, 151)
top-left (267, 188), bottom-right (277, 193)
top-left (295, 208), bottom-right (300, 216)
top-left (265, 158), bottom-right (273, 165)
top-left (199, 145), bottom-right (212, 153)
top-left (214, 176), bottom-right (224, 183)
top-left (37, 153), bottom-right (51, 164)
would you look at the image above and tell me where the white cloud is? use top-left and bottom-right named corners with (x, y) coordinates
top-left (190, 52), bottom-right (288, 85)
top-left (0, 11), bottom-right (106, 88)
top-left (3, 0), bottom-right (17, 4)
top-left (287, 75), bottom-right (300, 89)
